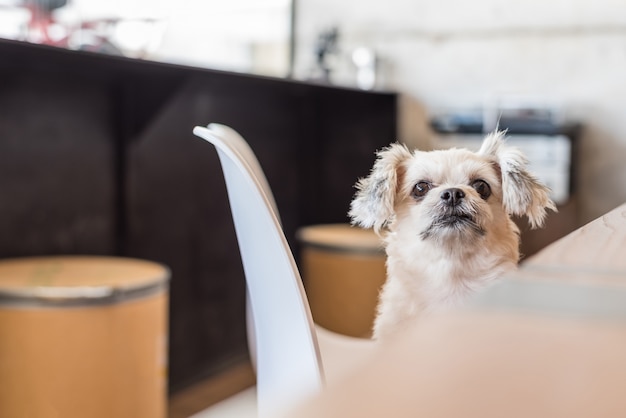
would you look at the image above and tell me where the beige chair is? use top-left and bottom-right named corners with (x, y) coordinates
top-left (193, 124), bottom-right (377, 417)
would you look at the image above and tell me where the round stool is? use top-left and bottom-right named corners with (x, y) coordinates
top-left (297, 224), bottom-right (386, 338)
top-left (0, 256), bottom-right (170, 418)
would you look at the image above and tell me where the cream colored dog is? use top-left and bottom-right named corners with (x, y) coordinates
top-left (349, 132), bottom-right (556, 339)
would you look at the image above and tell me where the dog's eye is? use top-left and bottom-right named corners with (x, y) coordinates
top-left (472, 179), bottom-right (491, 200)
top-left (412, 181), bottom-right (432, 198)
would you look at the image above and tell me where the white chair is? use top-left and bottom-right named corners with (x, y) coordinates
top-left (193, 124), bottom-right (376, 418)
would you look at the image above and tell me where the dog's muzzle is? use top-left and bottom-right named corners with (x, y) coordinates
top-left (421, 200), bottom-right (485, 240)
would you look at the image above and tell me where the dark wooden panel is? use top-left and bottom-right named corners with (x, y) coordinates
top-left (0, 69), bottom-right (116, 256)
top-left (297, 87), bottom-right (398, 226)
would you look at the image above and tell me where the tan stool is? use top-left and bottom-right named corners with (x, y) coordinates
top-left (0, 256), bottom-right (170, 418)
top-left (297, 224), bottom-right (386, 338)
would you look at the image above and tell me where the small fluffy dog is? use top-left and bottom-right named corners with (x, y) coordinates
top-left (349, 132), bottom-right (556, 339)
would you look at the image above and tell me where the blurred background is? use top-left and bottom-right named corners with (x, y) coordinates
top-left (1, 0), bottom-right (625, 415)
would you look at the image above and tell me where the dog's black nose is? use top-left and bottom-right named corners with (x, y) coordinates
top-left (440, 188), bottom-right (465, 206)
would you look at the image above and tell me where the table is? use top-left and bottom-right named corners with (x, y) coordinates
top-left (286, 203), bottom-right (626, 417)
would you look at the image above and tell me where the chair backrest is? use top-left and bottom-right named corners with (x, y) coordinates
top-left (200, 124), bottom-right (281, 221)
top-left (193, 124), bottom-right (324, 417)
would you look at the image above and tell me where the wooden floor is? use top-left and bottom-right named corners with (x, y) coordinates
top-left (168, 361), bottom-right (256, 418)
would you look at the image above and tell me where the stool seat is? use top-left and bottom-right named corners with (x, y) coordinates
top-left (297, 224), bottom-right (385, 255)
top-left (0, 255), bottom-right (168, 306)
top-left (0, 255), bottom-right (170, 418)
top-left (297, 224), bottom-right (386, 338)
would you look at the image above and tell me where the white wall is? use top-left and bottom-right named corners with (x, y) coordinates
top-left (294, 0), bottom-right (626, 224)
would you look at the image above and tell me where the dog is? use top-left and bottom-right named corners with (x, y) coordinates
top-left (349, 131), bottom-right (556, 339)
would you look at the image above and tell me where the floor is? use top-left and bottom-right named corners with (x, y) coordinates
top-left (168, 361), bottom-right (256, 418)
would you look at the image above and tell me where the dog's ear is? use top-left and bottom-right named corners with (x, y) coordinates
top-left (349, 143), bottom-right (412, 233)
top-left (478, 131), bottom-right (557, 229)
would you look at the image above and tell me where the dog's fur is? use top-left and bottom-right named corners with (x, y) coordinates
top-left (349, 132), bottom-right (556, 339)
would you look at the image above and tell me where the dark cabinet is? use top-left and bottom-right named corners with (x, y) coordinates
top-left (0, 39), bottom-right (397, 392)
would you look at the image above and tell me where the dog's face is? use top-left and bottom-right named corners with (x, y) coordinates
top-left (400, 147), bottom-right (503, 244)
top-left (349, 132), bottom-right (556, 247)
